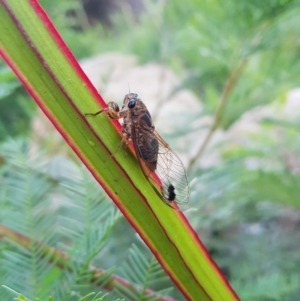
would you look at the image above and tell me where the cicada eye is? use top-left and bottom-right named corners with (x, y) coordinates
top-left (128, 99), bottom-right (136, 109)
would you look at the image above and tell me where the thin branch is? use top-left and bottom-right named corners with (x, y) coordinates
top-left (187, 58), bottom-right (248, 173)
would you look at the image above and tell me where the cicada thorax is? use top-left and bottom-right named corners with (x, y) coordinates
top-left (122, 96), bottom-right (159, 171)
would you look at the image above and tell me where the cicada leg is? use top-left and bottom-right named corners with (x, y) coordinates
top-left (85, 101), bottom-right (125, 156)
top-left (85, 101), bottom-right (120, 120)
top-left (110, 134), bottom-right (132, 158)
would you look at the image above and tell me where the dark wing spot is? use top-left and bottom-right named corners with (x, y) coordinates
top-left (167, 184), bottom-right (176, 201)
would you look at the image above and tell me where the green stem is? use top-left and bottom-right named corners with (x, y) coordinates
top-left (187, 58), bottom-right (248, 173)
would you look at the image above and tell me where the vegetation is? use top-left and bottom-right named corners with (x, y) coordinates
top-left (1, 0), bottom-right (300, 300)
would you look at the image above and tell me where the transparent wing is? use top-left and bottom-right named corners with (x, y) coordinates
top-left (131, 122), bottom-right (189, 205)
top-left (155, 131), bottom-right (190, 204)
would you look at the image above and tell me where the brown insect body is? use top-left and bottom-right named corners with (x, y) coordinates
top-left (121, 93), bottom-right (159, 171)
top-left (86, 93), bottom-right (189, 206)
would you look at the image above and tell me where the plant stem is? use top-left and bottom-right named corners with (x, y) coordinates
top-left (187, 58), bottom-right (248, 173)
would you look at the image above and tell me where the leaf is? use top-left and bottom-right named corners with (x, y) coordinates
top-left (0, 1), bottom-right (239, 300)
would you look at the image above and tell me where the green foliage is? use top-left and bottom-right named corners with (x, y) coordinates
top-left (0, 0), bottom-right (105, 142)
top-left (0, 138), bottom-right (180, 301)
top-left (38, 0), bottom-right (106, 59)
top-left (2, 0), bottom-right (300, 300)
top-left (188, 108), bottom-right (300, 299)
top-left (2, 286), bottom-right (124, 301)
top-left (232, 273), bottom-right (300, 301)
top-left (10, 0), bottom-right (300, 132)
top-left (0, 63), bottom-right (35, 141)
top-left (116, 244), bottom-right (174, 300)
top-left (0, 138), bottom-right (118, 300)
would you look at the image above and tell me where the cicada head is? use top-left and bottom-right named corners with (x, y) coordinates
top-left (123, 93), bottom-right (138, 110)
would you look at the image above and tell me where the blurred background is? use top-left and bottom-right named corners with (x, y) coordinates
top-left (1, 0), bottom-right (300, 300)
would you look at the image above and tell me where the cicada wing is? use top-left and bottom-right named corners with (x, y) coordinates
top-left (129, 122), bottom-right (174, 207)
top-left (155, 131), bottom-right (190, 204)
top-left (129, 115), bottom-right (189, 206)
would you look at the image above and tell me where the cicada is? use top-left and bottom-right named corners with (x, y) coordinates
top-left (86, 93), bottom-right (189, 206)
